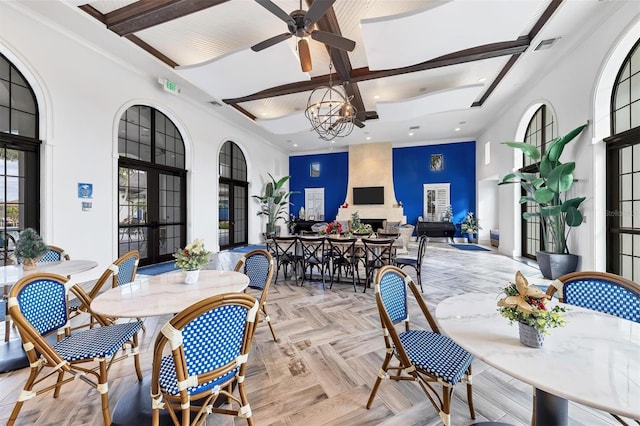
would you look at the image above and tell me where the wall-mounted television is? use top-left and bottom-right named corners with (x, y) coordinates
top-left (353, 186), bottom-right (384, 205)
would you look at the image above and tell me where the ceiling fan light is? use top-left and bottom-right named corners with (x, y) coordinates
top-left (298, 38), bottom-right (312, 72)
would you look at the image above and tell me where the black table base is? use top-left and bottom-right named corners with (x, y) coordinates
top-left (535, 388), bottom-right (568, 426)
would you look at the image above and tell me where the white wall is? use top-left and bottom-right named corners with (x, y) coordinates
top-left (0, 2), bottom-right (288, 278)
top-left (476, 3), bottom-right (640, 270)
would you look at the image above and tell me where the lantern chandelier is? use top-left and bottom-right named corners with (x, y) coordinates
top-left (304, 60), bottom-right (357, 141)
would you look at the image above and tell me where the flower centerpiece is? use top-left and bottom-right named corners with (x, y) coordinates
top-left (497, 271), bottom-right (567, 347)
top-left (173, 239), bottom-right (212, 284)
top-left (324, 220), bottom-right (343, 235)
top-left (16, 228), bottom-right (48, 271)
top-left (350, 211), bottom-right (373, 235)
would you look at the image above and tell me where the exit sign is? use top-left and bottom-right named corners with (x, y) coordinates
top-left (158, 78), bottom-right (179, 95)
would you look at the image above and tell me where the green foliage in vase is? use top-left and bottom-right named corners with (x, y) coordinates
top-left (15, 228), bottom-right (48, 260)
top-left (173, 239), bottom-right (212, 271)
top-left (252, 174), bottom-right (297, 233)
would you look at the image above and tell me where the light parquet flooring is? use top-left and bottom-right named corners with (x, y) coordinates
top-left (0, 242), bottom-right (625, 425)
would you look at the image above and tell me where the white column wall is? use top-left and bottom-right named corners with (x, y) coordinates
top-left (0, 3), bottom-right (287, 278)
top-left (477, 4), bottom-right (640, 270)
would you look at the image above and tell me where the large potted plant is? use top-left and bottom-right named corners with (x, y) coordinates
top-left (500, 123), bottom-right (588, 279)
top-left (252, 173), bottom-right (296, 237)
top-left (460, 211), bottom-right (480, 243)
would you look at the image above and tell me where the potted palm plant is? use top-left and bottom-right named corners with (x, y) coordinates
top-left (499, 123), bottom-right (588, 279)
top-left (460, 212), bottom-right (480, 243)
top-left (252, 173), bottom-right (296, 237)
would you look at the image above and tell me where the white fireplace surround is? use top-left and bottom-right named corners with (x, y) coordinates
top-left (336, 142), bottom-right (405, 223)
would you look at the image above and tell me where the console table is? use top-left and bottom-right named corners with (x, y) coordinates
top-left (416, 221), bottom-right (456, 238)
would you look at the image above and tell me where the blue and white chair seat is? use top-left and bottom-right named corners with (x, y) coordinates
top-left (399, 329), bottom-right (474, 385)
top-left (158, 355), bottom-right (238, 396)
top-left (53, 321), bottom-right (143, 361)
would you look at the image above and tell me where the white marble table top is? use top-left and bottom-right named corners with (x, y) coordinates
top-left (91, 270), bottom-right (249, 318)
top-left (435, 292), bottom-right (640, 419)
top-left (0, 259), bottom-right (99, 286)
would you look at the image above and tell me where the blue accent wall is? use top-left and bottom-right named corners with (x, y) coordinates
top-left (393, 141), bottom-right (476, 233)
top-left (289, 152), bottom-right (348, 221)
top-left (289, 142), bottom-right (476, 233)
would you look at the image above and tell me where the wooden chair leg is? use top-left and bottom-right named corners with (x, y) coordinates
top-left (366, 351), bottom-right (393, 409)
top-left (98, 361), bottom-right (111, 426)
top-left (8, 367), bottom-right (39, 426)
top-left (262, 305), bottom-right (278, 342)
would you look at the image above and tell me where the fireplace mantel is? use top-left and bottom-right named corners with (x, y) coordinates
top-left (336, 206), bottom-right (405, 223)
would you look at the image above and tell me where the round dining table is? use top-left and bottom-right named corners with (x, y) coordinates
top-left (435, 292), bottom-right (640, 425)
top-left (91, 269), bottom-right (249, 317)
top-left (1, 259), bottom-right (99, 372)
top-left (90, 268), bottom-right (250, 426)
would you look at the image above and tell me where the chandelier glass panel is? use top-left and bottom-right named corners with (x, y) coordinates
top-left (305, 61), bottom-right (356, 141)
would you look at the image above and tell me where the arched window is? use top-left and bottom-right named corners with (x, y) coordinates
top-left (218, 141), bottom-right (248, 249)
top-left (118, 105), bottom-right (186, 266)
top-left (521, 105), bottom-right (555, 259)
top-left (605, 38), bottom-right (640, 279)
top-left (0, 52), bottom-right (40, 265)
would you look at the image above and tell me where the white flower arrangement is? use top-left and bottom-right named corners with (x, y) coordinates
top-left (173, 239), bottom-right (212, 271)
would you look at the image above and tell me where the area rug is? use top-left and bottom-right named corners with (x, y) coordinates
top-left (228, 244), bottom-right (267, 253)
top-left (450, 244), bottom-right (490, 252)
top-left (137, 261), bottom-right (179, 276)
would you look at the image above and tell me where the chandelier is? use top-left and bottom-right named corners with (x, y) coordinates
top-left (305, 61), bottom-right (357, 141)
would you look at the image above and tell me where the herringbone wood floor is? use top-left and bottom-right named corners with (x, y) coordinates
top-left (0, 242), bottom-right (624, 425)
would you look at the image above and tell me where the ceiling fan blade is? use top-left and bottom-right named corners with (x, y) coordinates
top-left (255, 0), bottom-right (294, 25)
top-left (305, 0), bottom-right (336, 26)
top-left (298, 38), bottom-right (312, 72)
top-left (251, 33), bottom-right (292, 52)
top-left (311, 30), bottom-right (356, 52)
top-left (353, 118), bottom-right (365, 128)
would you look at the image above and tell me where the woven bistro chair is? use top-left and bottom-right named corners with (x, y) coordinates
top-left (234, 249), bottom-right (278, 341)
top-left (150, 293), bottom-right (258, 426)
top-left (7, 272), bottom-right (143, 426)
top-left (68, 250), bottom-right (141, 330)
top-left (394, 235), bottom-right (428, 292)
top-left (366, 266), bottom-right (476, 426)
top-left (545, 271), bottom-right (640, 426)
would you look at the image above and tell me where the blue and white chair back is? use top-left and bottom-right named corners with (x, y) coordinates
top-left (12, 274), bottom-right (68, 336)
top-left (548, 271), bottom-right (640, 323)
top-left (151, 293), bottom-right (258, 425)
top-left (377, 268), bottom-right (409, 324)
top-left (114, 251), bottom-right (139, 287)
top-left (38, 245), bottom-right (70, 263)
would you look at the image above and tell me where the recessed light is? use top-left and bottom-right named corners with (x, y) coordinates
top-left (478, 77), bottom-right (487, 83)
top-left (409, 132), bottom-right (414, 136)
top-left (374, 95), bottom-right (380, 99)
top-left (261, 112), bottom-right (267, 116)
top-left (330, 140), bottom-right (335, 144)
top-left (454, 127), bottom-right (461, 132)
top-left (293, 143), bottom-right (298, 147)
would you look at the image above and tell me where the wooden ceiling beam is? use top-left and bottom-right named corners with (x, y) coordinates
top-left (104, 0), bottom-right (230, 37)
top-left (223, 38), bottom-right (530, 104)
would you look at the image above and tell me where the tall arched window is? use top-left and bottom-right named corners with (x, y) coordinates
top-left (521, 105), bottom-right (555, 259)
top-left (219, 141), bottom-right (248, 249)
top-left (0, 53), bottom-right (40, 265)
top-left (118, 105), bottom-right (186, 266)
top-left (605, 38), bottom-right (640, 279)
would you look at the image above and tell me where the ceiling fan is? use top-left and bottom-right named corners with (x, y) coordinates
top-left (251, 0), bottom-right (356, 72)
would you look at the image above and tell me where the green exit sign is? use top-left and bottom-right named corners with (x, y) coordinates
top-left (158, 78), bottom-right (179, 95)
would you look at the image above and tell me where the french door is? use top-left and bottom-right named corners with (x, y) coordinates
top-left (119, 164), bottom-right (186, 266)
top-left (219, 179), bottom-right (247, 250)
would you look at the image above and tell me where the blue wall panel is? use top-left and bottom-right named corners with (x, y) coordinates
top-left (393, 141), bottom-right (476, 232)
top-left (288, 142), bottom-right (476, 233)
top-left (289, 152), bottom-right (348, 221)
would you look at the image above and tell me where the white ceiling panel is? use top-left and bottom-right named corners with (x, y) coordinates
top-left (256, 111), bottom-right (311, 134)
top-left (361, 0), bottom-right (545, 70)
top-left (377, 84), bottom-right (485, 121)
top-left (176, 43), bottom-right (310, 100)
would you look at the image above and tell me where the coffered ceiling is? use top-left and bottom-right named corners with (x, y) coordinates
top-left (53, 0), bottom-right (626, 152)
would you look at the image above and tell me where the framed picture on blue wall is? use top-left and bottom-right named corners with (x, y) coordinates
top-left (310, 162), bottom-right (320, 177)
top-left (430, 154), bottom-right (443, 171)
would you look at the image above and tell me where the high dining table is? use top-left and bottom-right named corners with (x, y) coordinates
top-left (90, 269), bottom-right (250, 426)
top-left (0, 259), bottom-right (99, 372)
top-left (435, 292), bottom-right (640, 426)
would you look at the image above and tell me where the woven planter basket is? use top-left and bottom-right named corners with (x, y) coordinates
top-left (518, 322), bottom-right (545, 348)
